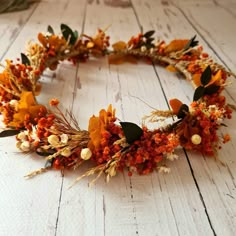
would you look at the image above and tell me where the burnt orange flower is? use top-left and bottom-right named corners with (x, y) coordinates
top-left (8, 91), bottom-right (46, 128)
top-left (49, 98), bottom-right (59, 106)
top-left (88, 104), bottom-right (116, 150)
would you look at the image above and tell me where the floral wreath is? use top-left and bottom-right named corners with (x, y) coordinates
top-left (0, 24), bottom-right (235, 187)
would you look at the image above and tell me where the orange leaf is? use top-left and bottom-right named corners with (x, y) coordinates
top-left (193, 73), bottom-right (201, 87)
top-left (112, 41), bottom-right (127, 51)
top-left (169, 98), bottom-right (183, 115)
top-left (164, 39), bottom-right (189, 53)
top-left (18, 91), bottom-right (36, 109)
top-left (206, 70), bottom-right (222, 87)
top-left (35, 83), bottom-right (42, 96)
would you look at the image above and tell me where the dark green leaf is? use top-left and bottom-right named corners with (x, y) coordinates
top-left (183, 35), bottom-right (199, 51)
top-left (61, 23), bottom-right (77, 45)
top-left (204, 85), bottom-right (220, 95)
top-left (200, 65), bottom-right (212, 86)
top-left (144, 30), bottom-right (155, 38)
top-left (120, 122), bottom-right (143, 144)
top-left (221, 123), bottom-right (228, 127)
top-left (74, 30), bottom-right (78, 41)
top-left (177, 104), bottom-right (189, 119)
top-left (147, 37), bottom-right (155, 43)
top-left (193, 86), bottom-right (205, 101)
top-left (0, 129), bottom-right (20, 137)
top-left (45, 159), bottom-right (53, 168)
top-left (21, 53), bottom-right (30, 66)
top-left (47, 25), bottom-right (54, 35)
top-left (36, 149), bottom-right (55, 156)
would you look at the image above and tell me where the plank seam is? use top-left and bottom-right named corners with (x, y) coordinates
top-left (184, 149), bottom-right (217, 236)
top-left (0, 2), bottom-right (40, 61)
top-left (172, 2), bottom-right (233, 74)
top-left (54, 177), bottom-right (64, 236)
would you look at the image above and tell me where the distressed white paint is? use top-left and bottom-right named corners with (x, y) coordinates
top-left (0, 0), bottom-right (236, 235)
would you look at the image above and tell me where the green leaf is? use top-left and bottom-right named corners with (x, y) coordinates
top-left (74, 30), bottom-right (78, 41)
top-left (47, 25), bottom-right (54, 35)
top-left (201, 65), bottom-right (212, 86)
top-left (144, 30), bottom-right (155, 38)
top-left (193, 86), bottom-right (205, 101)
top-left (183, 35), bottom-right (198, 51)
top-left (221, 123), bottom-right (228, 127)
top-left (177, 104), bottom-right (189, 119)
top-left (0, 129), bottom-right (20, 137)
top-left (61, 23), bottom-right (77, 45)
top-left (36, 149), bottom-right (55, 156)
top-left (204, 85), bottom-right (220, 95)
top-left (21, 53), bottom-right (30, 66)
top-left (120, 122), bottom-right (143, 144)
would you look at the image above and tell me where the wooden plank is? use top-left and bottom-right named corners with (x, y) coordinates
top-left (55, 1), bottom-right (213, 235)
top-left (0, 2), bottom-right (39, 60)
top-left (172, 0), bottom-right (236, 71)
top-left (0, 0), bottom-right (87, 235)
top-left (132, 0), bottom-right (236, 235)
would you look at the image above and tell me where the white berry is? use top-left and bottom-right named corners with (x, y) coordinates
top-left (80, 148), bottom-right (92, 160)
top-left (191, 134), bottom-right (202, 145)
top-left (48, 135), bottom-right (59, 146)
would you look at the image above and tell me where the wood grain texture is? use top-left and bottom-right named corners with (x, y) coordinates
top-left (0, 0), bottom-right (235, 235)
top-left (132, 0), bottom-right (236, 235)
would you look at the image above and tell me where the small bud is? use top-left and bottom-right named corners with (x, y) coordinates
top-left (16, 141), bottom-right (22, 149)
top-left (80, 148), bottom-right (92, 160)
top-left (20, 141), bottom-right (31, 152)
top-left (191, 134), bottom-right (202, 145)
top-left (48, 135), bottom-right (59, 146)
top-left (109, 166), bottom-right (117, 177)
top-left (60, 134), bottom-right (68, 144)
top-left (141, 46), bottom-right (147, 52)
top-left (61, 147), bottom-right (71, 157)
top-left (17, 132), bottom-right (26, 141)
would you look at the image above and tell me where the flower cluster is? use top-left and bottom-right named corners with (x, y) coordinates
top-left (0, 24), bottom-right (234, 185)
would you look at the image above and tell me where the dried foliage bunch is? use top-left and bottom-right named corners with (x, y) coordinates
top-left (0, 24), bottom-right (235, 185)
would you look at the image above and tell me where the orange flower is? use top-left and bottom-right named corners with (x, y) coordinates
top-left (8, 91), bottom-right (46, 128)
top-left (88, 104), bottom-right (116, 150)
top-left (49, 98), bottom-right (59, 106)
top-left (38, 33), bottom-right (66, 51)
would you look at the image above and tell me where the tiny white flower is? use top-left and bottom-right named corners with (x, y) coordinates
top-left (60, 133), bottom-right (69, 144)
top-left (20, 141), bottom-right (31, 152)
top-left (142, 37), bottom-right (147, 43)
top-left (158, 166), bottom-right (170, 174)
top-left (166, 152), bottom-right (178, 161)
top-left (80, 148), bottom-right (92, 160)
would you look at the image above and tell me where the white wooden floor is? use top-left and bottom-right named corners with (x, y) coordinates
top-left (0, 0), bottom-right (236, 235)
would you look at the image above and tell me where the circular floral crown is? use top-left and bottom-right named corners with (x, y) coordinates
top-left (0, 24), bottom-right (235, 187)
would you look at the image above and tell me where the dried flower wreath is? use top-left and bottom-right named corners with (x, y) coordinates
top-left (0, 24), bottom-right (235, 186)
